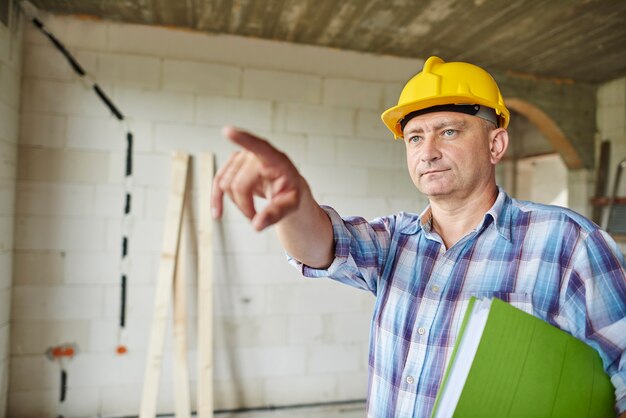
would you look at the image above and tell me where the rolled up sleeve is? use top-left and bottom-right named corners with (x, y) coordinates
top-left (287, 205), bottom-right (395, 295)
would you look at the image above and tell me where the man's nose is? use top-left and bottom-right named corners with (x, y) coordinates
top-left (420, 136), bottom-right (442, 162)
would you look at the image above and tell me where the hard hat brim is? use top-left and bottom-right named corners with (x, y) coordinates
top-left (381, 94), bottom-right (510, 139)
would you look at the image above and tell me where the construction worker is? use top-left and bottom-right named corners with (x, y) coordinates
top-left (211, 56), bottom-right (626, 418)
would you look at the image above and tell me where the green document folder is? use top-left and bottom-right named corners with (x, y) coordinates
top-left (431, 297), bottom-right (616, 418)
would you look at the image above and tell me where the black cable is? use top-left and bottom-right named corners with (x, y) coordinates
top-left (124, 193), bottom-right (131, 215)
top-left (120, 275), bottom-right (127, 327)
top-left (93, 84), bottom-right (124, 120)
top-left (60, 369), bottom-right (67, 402)
top-left (32, 18), bottom-right (86, 76)
top-left (32, 17), bottom-right (125, 121)
top-left (28, 13), bottom-right (134, 344)
top-left (125, 132), bottom-right (133, 176)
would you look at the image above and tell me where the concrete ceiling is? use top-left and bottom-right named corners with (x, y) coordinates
top-left (29, 0), bottom-right (626, 83)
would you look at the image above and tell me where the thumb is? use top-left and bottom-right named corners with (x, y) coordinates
top-left (251, 189), bottom-right (299, 231)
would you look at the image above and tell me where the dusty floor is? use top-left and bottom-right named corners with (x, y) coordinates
top-left (159, 402), bottom-right (367, 418)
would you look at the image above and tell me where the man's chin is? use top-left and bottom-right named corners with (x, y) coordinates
top-left (416, 183), bottom-right (452, 198)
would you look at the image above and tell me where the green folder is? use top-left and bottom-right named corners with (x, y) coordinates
top-left (431, 297), bottom-right (616, 418)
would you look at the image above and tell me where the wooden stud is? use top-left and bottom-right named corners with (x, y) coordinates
top-left (592, 141), bottom-right (611, 224)
top-left (139, 152), bottom-right (190, 418)
top-left (197, 153), bottom-right (215, 418)
top-left (173, 206), bottom-right (191, 418)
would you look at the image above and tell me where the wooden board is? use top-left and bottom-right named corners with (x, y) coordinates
top-left (173, 207), bottom-right (191, 418)
top-left (197, 153), bottom-right (215, 418)
top-left (592, 140), bottom-right (611, 224)
top-left (139, 152), bottom-right (190, 418)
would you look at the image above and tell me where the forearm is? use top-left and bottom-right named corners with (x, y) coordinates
top-left (276, 177), bottom-right (334, 269)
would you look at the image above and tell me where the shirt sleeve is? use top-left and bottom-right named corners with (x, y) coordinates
top-left (559, 229), bottom-right (626, 413)
top-left (287, 205), bottom-right (395, 295)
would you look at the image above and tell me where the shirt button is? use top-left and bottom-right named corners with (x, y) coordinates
top-left (431, 285), bottom-right (440, 293)
top-left (417, 327), bottom-right (426, 335)
top-left (406, 375), bottom-right (415, 384)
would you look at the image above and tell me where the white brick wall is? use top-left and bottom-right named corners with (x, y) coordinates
top-left (243, 69), bottom-right (322, 104)
top-left (20, 79), bottom-right (104, 116)
top-left (23, 44), bottom-right (96, 81)
top-left (11, 286), bottom-right (104, 320)
top-left (95, 52), bottom-right (161, 89)
top-left (12, 251), bottom-right (65, 285)
top-left (19, 112), bottom-right (66, 148)
top-left (0, 102), bottom-right (18, 144)
top-left (281, 103), bottom-right (355, 136)
top-left (195, 96), bottom-right (273, 131)
top-left (0, 14), bottom-right (22, 418)
top-left (4, 13), bottom-right (525, 418)
top-left (162, 59), bottom-right (241, 96)
top-left (264, 374), bottom-right (337, 405)
top-left (323, 78), bottom-right (383, 110)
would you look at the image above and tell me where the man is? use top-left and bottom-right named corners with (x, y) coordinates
top-left (211, 56), bottom-right (626, 417)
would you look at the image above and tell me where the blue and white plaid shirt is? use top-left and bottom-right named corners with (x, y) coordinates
top-left (290, 188), bottom-right (626, 417)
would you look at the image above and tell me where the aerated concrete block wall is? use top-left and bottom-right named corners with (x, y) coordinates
top-left (0, 14), bottom-right (22, 418)
top-left (10, 14), bottom-right (427, 417)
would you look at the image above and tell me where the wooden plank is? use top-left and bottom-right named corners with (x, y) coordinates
top-left (197, 153), bottom-right (215, 418)
top-left (606, 158), bottom-right (626, 233)
top-left (590, 197), bottom-right (626, 206)
top-left (611, 233), bottom-right (626, 243)
top-left (139, 152), bottom-right (190, 418)
top-left (173, 203), bottom-right (191, 418)
top-left (592, 140), bottom-right (611, 224)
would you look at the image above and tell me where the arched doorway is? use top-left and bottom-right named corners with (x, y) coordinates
top-left (505, 98), bottom-right (584, 170)
top-left (497, 98), bottom-right (586, 209)
top-left (497, 110), bottom-right (569, 206)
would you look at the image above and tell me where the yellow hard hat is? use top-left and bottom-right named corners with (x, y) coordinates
top-left (381, 56), bottom-right (510, 139)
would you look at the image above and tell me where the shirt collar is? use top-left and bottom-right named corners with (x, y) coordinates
top-left (398, 206), bottom-right (432, 235)
top-left (398, 187), bottom-right (513, 241)
top-left (480, 187), bottom-right (512, 241)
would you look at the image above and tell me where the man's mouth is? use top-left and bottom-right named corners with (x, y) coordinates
top-left (420, 168), bottom-right (448, 177)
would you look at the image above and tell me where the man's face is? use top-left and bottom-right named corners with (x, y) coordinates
top-left (402, 111), bottom-right (504, 201)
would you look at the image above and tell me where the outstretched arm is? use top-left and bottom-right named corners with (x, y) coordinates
top-left (211, 126), bottom-right (334, 269)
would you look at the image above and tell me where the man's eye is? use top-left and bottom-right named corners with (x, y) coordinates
top-left (442, 129), bottom-right (456, 137)
top-left (409, 135), bottom-right (422, 143)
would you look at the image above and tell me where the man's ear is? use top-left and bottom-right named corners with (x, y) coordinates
top-left (489, 128), bottom-right (509, 164)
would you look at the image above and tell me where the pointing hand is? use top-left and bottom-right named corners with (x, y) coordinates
top-left (211, 126), bottom-right (307, 231)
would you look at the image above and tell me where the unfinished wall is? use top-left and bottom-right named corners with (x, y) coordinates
top-left (10, 14), bottom-right (427, 417)
top-left (0, 11), bottom-right (22, 418)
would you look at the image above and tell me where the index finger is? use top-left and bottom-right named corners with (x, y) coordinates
top-left (222, 126), bottom-right (284, 166)
top-left (210, 150), bottom-right (239, 219)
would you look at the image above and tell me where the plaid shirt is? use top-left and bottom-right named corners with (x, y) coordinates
top-left (290, 188), bottom-right (626, 417)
